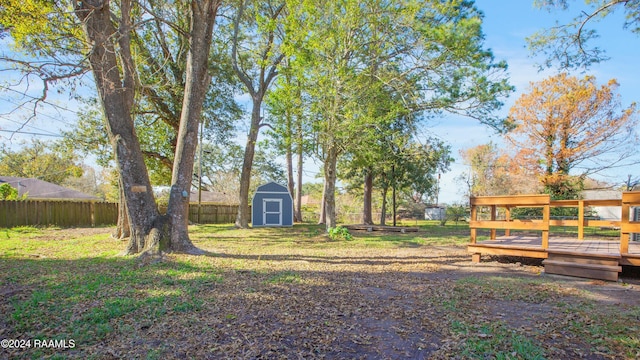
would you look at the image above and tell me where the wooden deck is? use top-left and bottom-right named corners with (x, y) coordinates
top-left (467, 192), bottom-right (640, 281)
top-left (469, 235), bottom-right (640, 263)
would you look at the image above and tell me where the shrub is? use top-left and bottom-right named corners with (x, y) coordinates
top-left (328, 226), bottom-right (353, 241)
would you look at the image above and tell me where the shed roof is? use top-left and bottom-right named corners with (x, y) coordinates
top-left (255, 181), bottom-right (290, 193)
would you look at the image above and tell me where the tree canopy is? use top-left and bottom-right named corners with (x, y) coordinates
top-left (459, 142), bottom-right (539, 198)
top-left (0, 140), bottom-right (83, 184)
top-left (2, 0), bottom-right (515, 239)
top-left (506, 73), bottom-right (638, 198)
top-left (281, 0), bottom-right (512, 229)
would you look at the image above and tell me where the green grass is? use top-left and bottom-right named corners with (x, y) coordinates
top-left (0, 223), bottom-right (638, 358)
top-left (187, 222), bottom-right (471, 251)
top-left (450, 320), bottom-right (546, 360)
top-left (266, 270), bottom-right (302, 284)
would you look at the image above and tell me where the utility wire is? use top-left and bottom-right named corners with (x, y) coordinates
top-left (0, 129), bottom-right (63, 138)
top-left (0, 95), bottom-right (76, 126)
top-left (0, 84), bottom-right (82, 117)
top-left (0, 115), bottom-right (60, 136)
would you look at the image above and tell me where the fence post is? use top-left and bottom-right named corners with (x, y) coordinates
top-left (91, 202), bottom-right (96, 227)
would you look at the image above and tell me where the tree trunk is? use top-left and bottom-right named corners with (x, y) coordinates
top-left (76, 0), bottom-right (219, 256)
top-left (76, 0), bottom-right (160, 255)
top-left (112, 177), bottom-right (130, 240)
top-left (362, 169), bottom-right (373, 225)
top-left (231, 1), bottom-right (283, 228)
top-left (392, 165), bottom-right (397, 227)
top-left (286, 144), bottom-right (296, 221)
top-left (165, 0), bottom-right (218, 254)
top-left (380, 187), bottom-right (388, 225)
top-left (318, 185), bottom-right (326, 225)
top-left (295, 142), bottom-right (303, 222)
top-left (235, 99), bottom-right (262, 228)
top-left (324, 147), bottom-right (338, 230)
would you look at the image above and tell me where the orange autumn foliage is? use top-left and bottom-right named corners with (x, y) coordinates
top-left (506, 73), bottom-right (638, 197)
top-left (460, 142), bottom-right (540, 197)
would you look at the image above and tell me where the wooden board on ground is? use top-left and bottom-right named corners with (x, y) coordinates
top-left (344, 224), bottom-right (420, 233)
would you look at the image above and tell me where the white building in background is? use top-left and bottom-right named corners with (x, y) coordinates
top-left (424, 205), bottom-right (446, 221)
top-left (582, 190), bottom-right (640, 241)
top-left (582, 190), bottom-right (622, 220)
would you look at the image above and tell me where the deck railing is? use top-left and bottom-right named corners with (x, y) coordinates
top-left (621, 192), bottom-right (640, 254)
top-left (469, 191), bottom-right (640, 254)
top-left (470, 194), bottom-right (551, 249)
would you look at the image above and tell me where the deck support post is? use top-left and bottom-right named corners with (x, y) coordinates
top-left (578, 200), bottom-right (584, 240)
top-left (505, 206), bottom-right (511, 237)
top-left (542, 203), bottom-right (550, 250)
top-left (470, 202), bottom-right (477, 244)
top-left (621, 199), bottom-right (630, 254)
top-left (471, 253), bottom-right (481, 263)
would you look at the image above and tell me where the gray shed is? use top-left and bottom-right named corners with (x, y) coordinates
top-left (252, 182), bottom-right (293, 227)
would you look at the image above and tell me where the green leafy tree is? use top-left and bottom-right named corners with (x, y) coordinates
top-left (60, 4), bottom-right (243, 186)
top-left (284, 0), bottom-right (512, 230)
top-left (376, 138), bottom-right (452, 226)
top-left (59, 5), bottom-right (243, 240)
top-left (231, 0), bottom-right (287, 228)
top-left (444, 203), bottom-right (468, 226)
top-left (0, 140), bottom-right (83, 184)
top-left (0, 183), bottom-right (26, 200)
top-left (265, 59), bottom-right (316, 222)
top-left (337, 73), bottom-right (421, 225)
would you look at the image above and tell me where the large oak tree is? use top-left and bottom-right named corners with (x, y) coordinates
top-left (2, 0), bottom-right (221, 255)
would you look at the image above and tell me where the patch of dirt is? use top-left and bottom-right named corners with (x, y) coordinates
top-left (30, 227), bottom-right (114, 241)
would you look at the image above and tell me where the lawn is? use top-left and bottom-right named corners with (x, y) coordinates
top-left (1, 223), bottom-right (639, 359)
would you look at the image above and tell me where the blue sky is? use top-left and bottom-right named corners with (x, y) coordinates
top-left (434, 0), bottom-right (640, 204)
top-left (1, 1), bottom-right (639, 204)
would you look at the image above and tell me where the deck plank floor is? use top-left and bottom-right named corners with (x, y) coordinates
top-left (475, 236), bottom-right (640, 256)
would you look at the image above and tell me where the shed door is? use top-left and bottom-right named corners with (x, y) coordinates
top-left (263, 198), bottom-right (282, 226)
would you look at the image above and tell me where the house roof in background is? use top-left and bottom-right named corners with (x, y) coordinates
top-left (189, 190), bottom-right (231, 203)
top-left (0, 176), bottom-right (100, 200)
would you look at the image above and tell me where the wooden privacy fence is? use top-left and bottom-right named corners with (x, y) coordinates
top-left (1, 200), bottom-right (242, 228)
top-left (0, 200), bottom-right (118, 228)
top-left (188, 204), bottom-right (240, 224)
